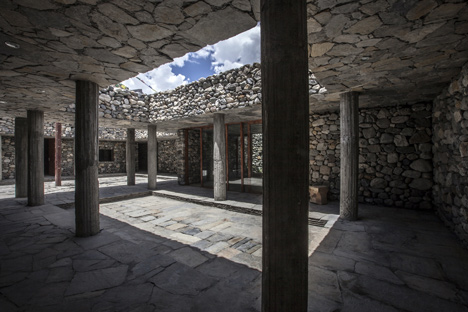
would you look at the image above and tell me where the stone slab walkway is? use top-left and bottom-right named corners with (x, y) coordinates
top-left (1, 176), bottom-right (468, 311)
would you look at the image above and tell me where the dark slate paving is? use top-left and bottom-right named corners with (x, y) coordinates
top-left (1, 176), bottom-right (468, 311)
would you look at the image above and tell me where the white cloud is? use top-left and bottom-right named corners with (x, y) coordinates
top-left (210, 24), bottom-right (260, 73)
top-left (121, 24), bottom-right (260, 93)
top-left (121, 63), bottom-right (188, 93)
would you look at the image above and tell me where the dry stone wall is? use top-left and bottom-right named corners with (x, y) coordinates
top-left (433, 62), bottom-right (468, 245)
top-left (158, 140), bottom-right (177, 174)
top-left (0, 117), bottom-right (148, 141)
top-left (61, 139), bottom-right (74, 176)
top-left (98, 141), bottom-right (126, 174)
top-left (310, 104), bottom-right (433, 209)
top-left (63, 63), bottom-right (323, 123)
top-left (1, 136), bottom-right (15, 180)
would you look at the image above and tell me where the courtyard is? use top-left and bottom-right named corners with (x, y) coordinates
top-left (0, 175), bottom-right (467, 311)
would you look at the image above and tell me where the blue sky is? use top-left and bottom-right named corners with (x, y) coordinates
top-left (121, 24), bottom-right (260, 93)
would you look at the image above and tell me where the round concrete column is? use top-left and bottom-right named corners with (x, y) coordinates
top-left (340, 91), bottom-right (359, 220)
top-left (15, 117), bottom-right (28, 198)
top-left (213, 113), bottom-right (226, 201)
top-left (261, 0), bottom-right (309, 310)
top-left (75, 80), bottom-right (100, 237)
top-left (126, 128), bottom-right (136, 186)
top-left (27, 110), bottom-right (44, 206)
top-left (148, 125), bottom-right (158, 190)
top-left (55, 122), bottom-right (62, 187)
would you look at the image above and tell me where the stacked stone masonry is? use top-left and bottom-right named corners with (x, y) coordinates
top-left (61, 64), bottom-right (322, 123)
top-left (310, 104), bottom-right (433, 210)
top-left (158, 139), bottom-right (177, 173)
top-left (433, 62), bottom-right (468, 245)
top-left (1, 135), bottom-right (177, 179)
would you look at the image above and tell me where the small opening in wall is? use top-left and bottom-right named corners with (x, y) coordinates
top-left (99, 149), bottom-right (114, 162)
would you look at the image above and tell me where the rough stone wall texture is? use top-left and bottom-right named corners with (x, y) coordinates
top-left (309, 113), bottom-right (341, 199)
top-left (0, 118), bottom-right (14, 136)
top-left (158, 140), bottom-right (177, 174)
top-left (98, 141), bottom-right (126, 174)
top-left (251, 133), bottom-right (262, 176)
top-left (433, 62), bottom-right (468, 245)
top-left (310, 104), bottom-right (433, 209)
top-left (61, 139), bottom-right (74, 176)
top-left (0, 117), bottom-right (148, 141)
top-left (2, 136), bottom-right (15, 180)
top-left (187, 130), bottom-right (201, 185)
top-left (62, 64), bottom-right (322, 124)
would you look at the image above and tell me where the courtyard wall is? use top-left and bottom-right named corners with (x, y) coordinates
top-left (433, 62), bottom-right (468, 245)
top-left (310, 104), bottom-right (433, 209)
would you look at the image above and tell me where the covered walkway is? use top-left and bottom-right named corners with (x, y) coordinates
top-left (1, 177), bottom-right (467, 311)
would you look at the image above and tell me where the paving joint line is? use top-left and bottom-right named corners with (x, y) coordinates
top-left (152, 192), bottom-right (327, 227)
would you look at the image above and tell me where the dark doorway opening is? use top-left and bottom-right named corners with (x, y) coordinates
top-left (138, 142), bottom-right (148, 173)
top-left (44, 138), bottom-right (55, 176)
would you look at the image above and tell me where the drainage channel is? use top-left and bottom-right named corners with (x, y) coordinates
top-left (153, 192), bottom-right (328, 228)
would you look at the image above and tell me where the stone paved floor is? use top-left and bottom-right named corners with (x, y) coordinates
top-left (1, 176), bottom-right (468, 311)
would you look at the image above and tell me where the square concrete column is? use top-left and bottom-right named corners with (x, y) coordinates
top-left (27, 110), bottom-right (44, 206)
top-left (148, 125), bottom-right (157, 190)
top-left (213, 113), bottom-right (226, 201)
top-left (15, 117), bottom-right (28, 197)
top-left (75, 80), bottom-right (100, 237)
top-left (340, 91), bottom-right (359, 220)
top-left (261, 0), bottom-right (309, 310)
top-left (55, 122), bottom-right (62, 187)
top-left (126, 128), bottom-right (136, 186)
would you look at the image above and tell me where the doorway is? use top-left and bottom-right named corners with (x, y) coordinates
top-left (44, 138), bottom-right (55, 176)
top-left (185, 120), bottom-right (262, 193)
top-left (137, 142), bottom-right (148, 173)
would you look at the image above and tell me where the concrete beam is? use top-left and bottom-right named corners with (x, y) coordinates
top-left (75, 80), bottom-right (100, 237)
top-left (27, 110), bottom-right (44, 206)
top-left (340, 91), bottom-right (359, 220)
top-left (261, 0), bottom-right (309, 310)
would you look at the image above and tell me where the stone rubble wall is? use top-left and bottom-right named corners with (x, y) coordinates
top-left (187, 130), bottom-right (201, 185)
top-left (310, 104), bottom-right (433, 209)
top-left (0, 117), bottom-right (148, 141)
top-left (251, 133), bottom-right (262, 176)
top-left (98, 141), bottom-right (126, 174)
top-left (60, 139), bottom-right (75, 177)
top-left (433, 62), bottom-right (468, 245)
top-left (1, 135), bottom-right (177, 179)
top-left (1, 136), bottom-right (15, 180)
top-left (64, 63), bottom-right (323, 123)
top-left (309, 112), bottom-right (341, 199)
top-left (158, 140), bottom-right (177, 174)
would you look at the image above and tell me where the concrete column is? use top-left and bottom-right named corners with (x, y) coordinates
top-left (0, 135), bottom-right (2, 182)
top-left (27, 110), bottom-right (44, 206)
top-left (55, 122), bottom-right (62, 186)
top-left (75, 80), bottom-right (100, 237)
top-left (261, 0), bottom-right (309, 311)
top-left (15, 117), bottom-right (28, 197)
top-left (340, 91), bottom-right (359, 220)
top-left (126, 128), bottom-right (136, 186)
top-left (148, 125), bottom-right (157, 190)
top-left (213, 113), bottom-right (226, 201)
